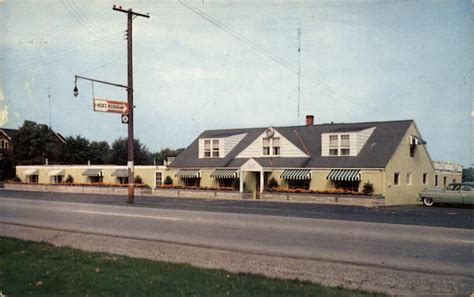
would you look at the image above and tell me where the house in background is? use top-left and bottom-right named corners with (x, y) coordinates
top-left (168, 116), bottom-right (436, 205)
top-left (433, 161), bottom-right (463, 188)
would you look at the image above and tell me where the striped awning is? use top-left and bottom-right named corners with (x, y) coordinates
top-left (210, 169), bottom-right (239, 179)
top-left (48, 169), bottom-right (65, 176)
top-left (111, 169), bottom-right (128, 178)
top-left (327, 169), bottom-right (360, 181)
top-left (280, 169), bottom-right (311, 180)
top-left (82, 168), bottom-right (103, 177)
top-left (175, 169), bottom-right (200, 178)
top-left (24, 169), bottom-right (39, 176)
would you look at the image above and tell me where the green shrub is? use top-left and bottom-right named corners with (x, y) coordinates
top-left (267, 177), bottom-right (278, 189)
top-left (13, 175), bottom-right (21, 182)
top-left (362, 180), bottom-right (374, 195)
top-left (164, 175), bottom-right (173, 185)
top-left (134, 175), bottom-right (143, 184)
top-left (65, 174), bottom-right (74, 183)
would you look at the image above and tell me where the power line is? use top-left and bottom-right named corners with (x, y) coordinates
top-left (178, 0), bottom-right (390, 117)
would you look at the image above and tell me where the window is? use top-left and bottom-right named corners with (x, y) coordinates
top-left (288, 180), bottom-right (310, 190)
top-left (435, 175), bottom-right (438, 187)
top-left (0, 140), bottom-right (8, 149)
top-left (117, 177), bottom-right (127, 185)
top-left (29, 175), bottom-right (38, 184)
top-left (333, 180), bottom-right (360, 192)
top-left (340, 135), bottom-right (350, 155)
top-left (53, 175), bottom-right (63, 184)
top-left (272, 137), bottom-right (280, 155)
top-left (89, 176), bottom-right (103, 183)
top-left (217, 178), bottom-right (237, 189)
top-left (212, 140), bottom-right (220, 157)
top-left (452, 179), bottom-right (456, 184)
top-left (422, 173), bottom-right (427, 185)
top-left (406, 173), bottom-right (412, 185)
top-left (155, 172), bottom-right (162, 188)
top-left (443, 176), bottom-right (447, 187)
top-left (263, 138), bottom-right (270, 155)
top-left (461, 185), bottom-right (472, 191)
top-left (394, 173), bottom-right (400, 185)
top-left (182, 178), bottom-right (200, 187)
top-left (329, 135), bottom-right (338, 156)
top-left (204, 140), bottom-right (211, 157)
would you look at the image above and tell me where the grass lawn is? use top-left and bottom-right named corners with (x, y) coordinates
top-left (0, 237), bottom-right (383, 297)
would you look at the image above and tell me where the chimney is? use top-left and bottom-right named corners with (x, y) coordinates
top-left (306, 115), bottom-right (314, 126)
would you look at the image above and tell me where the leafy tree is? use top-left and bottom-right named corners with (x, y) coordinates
top-left (60, 136), bottom-right (90, 165)
top-left (462, 167), bottom-right (473, 182)
top-left (152, 147), bottom-right (185, 165)
top-left (13, 121), bottom-right (63, 165)
top-left (89, 141), bottom-right (111, 164)
top-left (65, 174), bottom-right (74, 183)
top-left (110, 137), bottom-right (153, 165)
top-left (134, 175), bottom-right (143, 184)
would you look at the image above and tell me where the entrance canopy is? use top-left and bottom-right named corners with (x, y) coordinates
top-left (175, 169), bottom-right (200, 178)
top-left (327, 169), bottom-right (360, 181)
top-left (280, 169), bottom-right (311, 180)
top-left (210, 168), bottom-right (239, 179)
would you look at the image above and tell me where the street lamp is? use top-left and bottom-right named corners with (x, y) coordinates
top-left (73, 79), bottom-right (78, 97)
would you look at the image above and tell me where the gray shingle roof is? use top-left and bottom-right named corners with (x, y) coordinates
top-left (169, 120), bottom-right (414, 169)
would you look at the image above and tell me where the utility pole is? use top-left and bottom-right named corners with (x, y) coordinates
top-left (113, 5), bottom-right (150, 204)
top-left (297, 24), bottom-right (301, 125)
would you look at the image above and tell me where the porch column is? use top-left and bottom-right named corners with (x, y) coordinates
top-left (239, 170), bottom-right (244, 192)
top-left (260, 170), bottom-right (264, 193)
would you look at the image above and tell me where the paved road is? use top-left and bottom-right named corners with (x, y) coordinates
top-left (0, 189), bottom-right (471, 229)
top-left (1, 195), bottom-right (473, 278)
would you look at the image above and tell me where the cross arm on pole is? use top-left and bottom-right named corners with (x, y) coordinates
top-left (112, 5), bottom-right (150, 18)
top-left (75, 75), bottom-right (129, 90)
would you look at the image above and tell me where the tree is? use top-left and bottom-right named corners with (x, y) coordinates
top-left (89, 141), bottom-right (111, 164)
top-left (110, 137), bottom-right (153, 165)
top-left (60, 136), bottom-right (90, 165)
top-left (462, 167), bottom-right (473, 182)
top-left (13, 121), bottom-right (63, 165)
top-left (267, 177), bottom-right (279, 189)
top-left (152, 147), bottom-right (185, 165)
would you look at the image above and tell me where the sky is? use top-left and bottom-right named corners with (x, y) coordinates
top-left (0, 0), bottom-right (472, 166)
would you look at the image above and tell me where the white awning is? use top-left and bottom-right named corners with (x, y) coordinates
top-left (210, 169), bottom-right (239, 179)
top-left (111, 169), bottom-right (128, 177)
top-left (280, 169), bottom-right (311, 180)
top-left (82, 169), bottom-right (103, 177)
top-left (327, 169), bottom-right (360, 181)
top-left (48, 169), bottom-right (65, 176)
top-left (175, 169), bottom-right (200, 178)
top-left (24, 169), bottom-right (39, 176)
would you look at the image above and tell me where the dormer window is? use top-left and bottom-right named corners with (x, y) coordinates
top-left (329, 135), bottom-right (338, 156)
top-left (263, 137), bottom-right (280, 156)
top-left (328, 134), bottom-right (350, 156)
top-left (340, 135), bottom-right (350, 155)
top-left (212, 139), bottom-right (220, 157)
top-left (203, 139), bottom-right (220, 158)
top-left (204, 140), bottom-right (211, 157)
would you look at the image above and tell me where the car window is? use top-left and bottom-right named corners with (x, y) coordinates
top-left (447, 184), bottom-right (460, 191)
top-left (461, 186), bottom-right (472, 191)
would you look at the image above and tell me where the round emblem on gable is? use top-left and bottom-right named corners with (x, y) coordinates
top-left (265, 128), bottom-right (274, 138)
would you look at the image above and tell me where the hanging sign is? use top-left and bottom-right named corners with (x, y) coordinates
top-left (93, 98), bottom-right (129, 114)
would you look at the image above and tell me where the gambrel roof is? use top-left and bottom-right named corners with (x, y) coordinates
top-left (169, 120), bottom-right (415, 169)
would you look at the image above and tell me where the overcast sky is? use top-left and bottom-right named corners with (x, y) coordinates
top-left (0, 0), bottom-right (472, 166)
